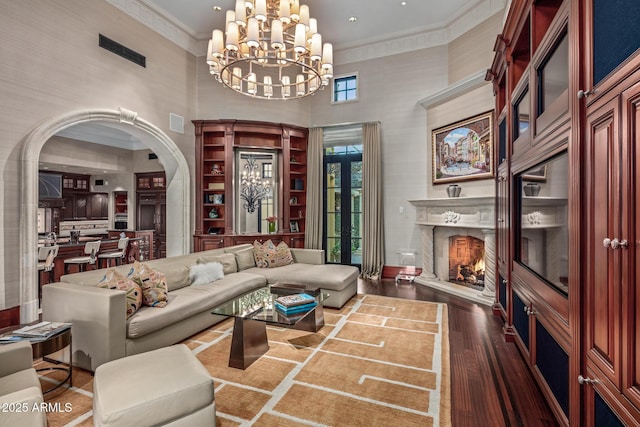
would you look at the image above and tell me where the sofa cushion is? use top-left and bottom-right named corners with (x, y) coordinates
top-left (126, 262), bottom-right (169, 308)
top-left (153, 263), bottom-right (191, 291)
top-left (189, 262), bottom-right (224, 286)
top-left (98, 269), bottom-right (143, 319)
top-left (235, 247), bottom-right (257, 271)
top-left (244, 263), bottom-right (359, 292)
top-left (126, 272), bottom-right (267, 338)
top-left (197, 253), bottom-right (238, 274)
top-left (0, 369), bottom-right (42, 398)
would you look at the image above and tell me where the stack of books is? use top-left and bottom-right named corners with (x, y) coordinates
top-left (274, 293), bottom-right (317, 315)
top-left (0, 321), bottom-right (72, 343)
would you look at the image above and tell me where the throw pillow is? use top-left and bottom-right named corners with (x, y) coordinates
top-left (189, 262), bottom-right (225, 286)
top-left (253, 240), bottom-right (277, 268)
top-left (274, 241), bottom-right (295, 267)
top-left (98, 269), bottom-right (142, 319)
top-left (197, 253), bottom-right (238, 274)
top-left (235, 246), bottom-right (257, 271)
top-left (127, 261), bottom-right (169, 308)
top-left (254, 240), bottom-right (294, 268)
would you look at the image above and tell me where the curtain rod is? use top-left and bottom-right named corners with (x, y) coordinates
top-left (311, 120), bottom-right (381, 130)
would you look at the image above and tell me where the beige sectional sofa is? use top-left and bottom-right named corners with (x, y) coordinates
top-left (42, 244), bottom-right (359, 372)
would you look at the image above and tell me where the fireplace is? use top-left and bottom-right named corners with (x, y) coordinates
top-left (448, 236), bottom-right (485, 289)
top-left (409, 197), bottom-right (495, 305)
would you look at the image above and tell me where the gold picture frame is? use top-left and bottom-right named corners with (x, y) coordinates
top-left (432, 110), bottom-right (494, 184)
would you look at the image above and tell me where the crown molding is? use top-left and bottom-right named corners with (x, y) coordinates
top-left (106, 0), bottom-right (506, 63)
top-left (417, 70), bottom-right (488, 109)
top-left (105, 0), bottom-right (199, 55)
top-left (336, 0), bottom-right (506, 65)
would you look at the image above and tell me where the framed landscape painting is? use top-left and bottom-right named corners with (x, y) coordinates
top-left (432, 110), bottom-right (494, 184)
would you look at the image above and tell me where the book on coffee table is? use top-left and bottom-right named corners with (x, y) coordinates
top-left (275, 301), bottom-right (317, 315)
top-left (275, 293), bottom-right (316, 307)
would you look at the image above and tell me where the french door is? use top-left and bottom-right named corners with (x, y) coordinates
top-left (323, 152), bottom-right (362, 266)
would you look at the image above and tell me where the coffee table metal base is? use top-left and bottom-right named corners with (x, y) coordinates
top-left (229, 318), bottom-right (269, 370)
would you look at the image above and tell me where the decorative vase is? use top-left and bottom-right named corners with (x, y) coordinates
top-left (447, 184), bottom-right (461, 198)
top-left (523, 182), bottom-right (540, 197)
top-left (268, 222), bottom-right (276, 233)
top-left (208, 208), bottom-right (218, 218)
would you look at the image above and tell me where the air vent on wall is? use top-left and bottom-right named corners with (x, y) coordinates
top-left (95, 179), bottom-right (105, 186)
top-left (170, 113), bottom-right (184, 134)
top-left (99, 34), bottom-right (146, 68)
top-left (148, 153), bottom-right (158, 160)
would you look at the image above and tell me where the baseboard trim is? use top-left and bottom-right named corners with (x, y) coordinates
top-left (382, 266), bottom-right (422, 279)
top-left (0, 306), bottom-right (20, 328)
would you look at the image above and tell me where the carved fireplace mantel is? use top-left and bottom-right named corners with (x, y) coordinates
top-left (410, 197), bottom-right (496, 306)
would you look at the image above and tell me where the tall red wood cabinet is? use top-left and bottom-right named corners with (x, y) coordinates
top-left (192, 120), bottom-right (307, 251)
top-left (487, 0), bottom-right (640, 425)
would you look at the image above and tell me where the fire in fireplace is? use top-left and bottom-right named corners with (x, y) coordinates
top-left (448, 236), bottom-right (485, 289)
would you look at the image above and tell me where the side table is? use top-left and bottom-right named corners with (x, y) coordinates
top-left (34, 326), bottom-right (73, 394)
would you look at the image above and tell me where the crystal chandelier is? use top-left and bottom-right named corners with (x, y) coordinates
top-left (207, 0), bottom-right (333, 100)
top-left (240, 155), bottom-right (272, 213)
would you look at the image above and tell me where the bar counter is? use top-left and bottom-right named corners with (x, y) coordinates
top-left (39, 236), bottom-right (146, 283)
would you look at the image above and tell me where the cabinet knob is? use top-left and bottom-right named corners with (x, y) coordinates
top-left (577, 89), bottom-right (595, 99)
top-left (578, 375), bottom-right (599, 385)
top-left (502, 279), bottom-right (508, 285)
top-left (603, 237), bottom-right (629, 249)
top-left (497, 218), bottom-right (505, 223)
top-left (497, 175), bottom-right (506, 182)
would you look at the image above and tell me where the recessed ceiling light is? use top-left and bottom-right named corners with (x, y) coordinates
top-left (348, 16), bottom-right (357, 23)
top-left (212, 5), bottom-right (222, 12)
top-left (401, 1), bottom-right (407, 5)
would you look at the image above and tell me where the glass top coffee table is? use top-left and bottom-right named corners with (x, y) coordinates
top-left (212, 285), bottom-right (328, 369)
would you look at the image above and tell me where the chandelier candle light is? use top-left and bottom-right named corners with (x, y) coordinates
top-left (207, 0), bottom-right (333, 100)
top-left (240, 155), bottom-right (272, 213)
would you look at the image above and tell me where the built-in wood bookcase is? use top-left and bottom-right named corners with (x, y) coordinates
top-left (488, 0), bottom-right (640, 425)
top-left (193, 120), bottom-right (308, 251)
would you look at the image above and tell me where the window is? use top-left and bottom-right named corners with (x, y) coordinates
top-left (513, 87), bottom-right (530, 139)
top-left (332, 74), bottom-right (358, 103)
top-left (537, 31), bottom-right (568, 115)
top-left (262, 163), bottom-right (272, 178)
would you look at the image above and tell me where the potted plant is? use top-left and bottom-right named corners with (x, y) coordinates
top-left (266, 216), bottom-right (277, 233)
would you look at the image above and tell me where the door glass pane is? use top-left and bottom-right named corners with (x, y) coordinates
top-left (326, 162), bottom-right (342, 263)
top-left (350, 161), bottom-right (363, 264)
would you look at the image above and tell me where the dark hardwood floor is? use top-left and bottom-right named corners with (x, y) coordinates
top-left (358, 278), bottom-right (559, 427)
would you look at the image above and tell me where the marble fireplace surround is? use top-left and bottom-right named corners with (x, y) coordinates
top-left (409, 197), bottom-right (495, 306)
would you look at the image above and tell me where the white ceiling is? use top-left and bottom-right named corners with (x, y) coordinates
top-left (48, 0), bottom-right (492, 175)
top-left (146, 0), bottom-right (483, 50)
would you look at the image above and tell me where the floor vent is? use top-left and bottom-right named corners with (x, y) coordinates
top-left (99, 34), bottom-right (146, 68)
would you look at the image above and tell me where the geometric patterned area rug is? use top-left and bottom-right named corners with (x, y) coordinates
top-left (41, 294), bottom-right (450, 426)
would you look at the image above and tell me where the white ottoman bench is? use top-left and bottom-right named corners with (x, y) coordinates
top-left (93, 344), bottom-right (215, 427)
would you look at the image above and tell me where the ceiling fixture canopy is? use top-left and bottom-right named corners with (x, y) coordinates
top-left (207, 0), bottom-right (333, 100)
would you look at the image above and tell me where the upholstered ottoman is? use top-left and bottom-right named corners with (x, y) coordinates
top-left (93, 344), bottom-right (215, 427)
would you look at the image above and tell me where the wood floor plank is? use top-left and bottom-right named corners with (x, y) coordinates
top-left (358, 278), bottom-right (559, 427)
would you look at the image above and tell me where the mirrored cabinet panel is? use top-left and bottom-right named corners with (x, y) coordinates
top-left (235, 150), bottom-right (278, 234)
top-left (516, 152), bottom-right (568, 296)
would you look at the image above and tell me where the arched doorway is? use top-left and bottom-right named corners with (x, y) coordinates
top-left (20, 108), bottom-right (190, 323)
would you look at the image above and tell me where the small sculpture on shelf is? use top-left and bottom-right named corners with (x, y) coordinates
top-left (208, 207), bottom-right (219, 219)
top-left (211, 164), bottom-right (224, 175)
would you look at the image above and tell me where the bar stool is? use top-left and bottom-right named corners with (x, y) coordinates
top-left (64, 240), bottom-right (101, 274)
top-left (98, 237), bottom-right (129, 268)
top-left (38, 245), bottom-right (59, 299)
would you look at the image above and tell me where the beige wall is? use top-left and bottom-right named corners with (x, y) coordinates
top-left (309, 46), bottom-right (449, 266)
top-left (0, 0), bottom-right (503, 312)
top-left (0, 0), bottom-right (196, 310)
top-left (448, 12), bottom-right (504, 84)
